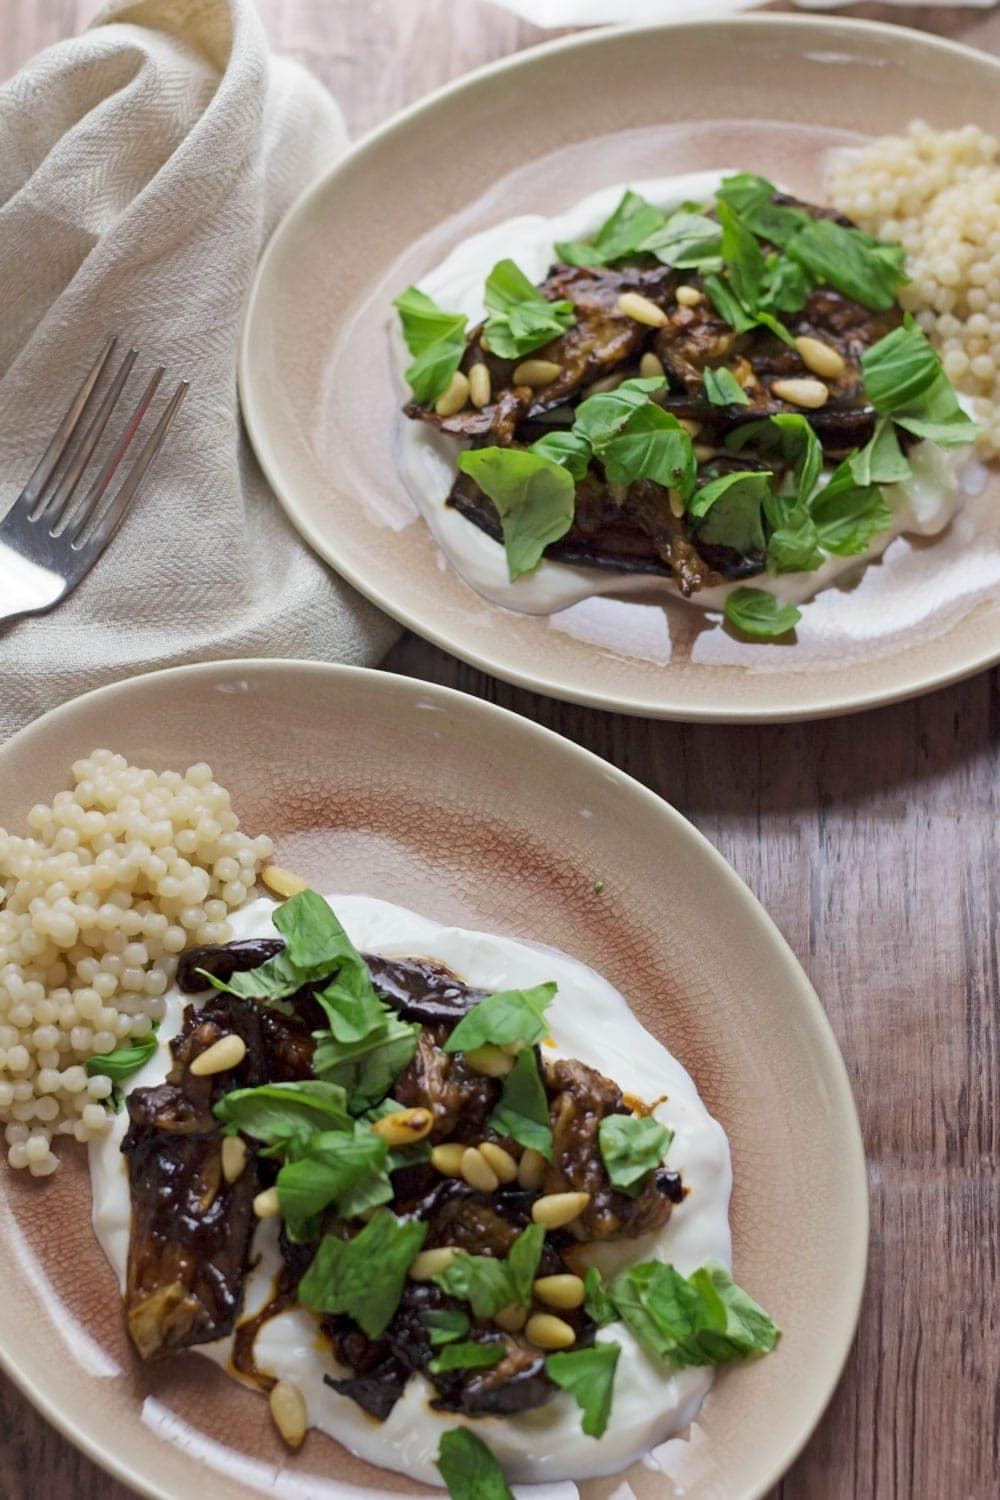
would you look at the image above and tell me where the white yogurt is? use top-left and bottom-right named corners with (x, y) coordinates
top-left (89, 895), bottom-right (732, 1487)
top-left (396, 173), bottom-right (971, 616)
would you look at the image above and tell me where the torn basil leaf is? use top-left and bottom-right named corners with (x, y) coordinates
top-left (297, 1211), bottom-right (427, 1339)
top-left (429, 1340), bottom-right (507, 1375)
top-left (393, 285), bottom-right (468, 406)
top-left (688, 470), bottom-right (772, 555)
top-left (436, 1429), bottom-right (513, 1500)
top-left (583, 1266), bottom-right (618, 1328)
top-left (213, 1079), bottom-right (353, 1149)
top-left (703, 367), bottom-right (750, 407)
top-left (766, 509), bottom-right (824, 576)
top-left (787, 218), bottom-right (906, 312)
top-left (810, 465), bottom-right (892, 556)
top-left (433, 1224), bottom-right (544, 1317)
top-left (489, 1048), bottom-right (554, 1161)
top-left (456, 447), bottom-right (576, 581)
top-left (86, 1034), bottom-right (158, 1086)
top-left (723, 588), bottom-right (801, 639)
top-left (609, 1260), bottom-right (780, 1368)
top-left (546, 1341), bottom-right (621, 1438)
top-left (482, 258), bottom-right (575, 359)
top-left (421, 1308), bottom-right (470, 1347)
top-left (276, 1121), bottom-right (390, 1223)
top-left (640, 209), bottom-right (722, 269)
top-left (529, 427), bottom-right (593, 480)
top-left (556, 189), bottom-right (667, 268)
top-left (444, 982), bottom-right (555, 1053)
top-left (598, 1113), bottom-right (673, 1196)
top-left (312, 1010), bottom-right (419, 1113)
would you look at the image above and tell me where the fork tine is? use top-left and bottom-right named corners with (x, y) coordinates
top-left (70, 380), bottom-right (188, 555)
top-left (41, 347), bottom-right (138, 528)
top-left (60, 366), bottom-right (164, 542)
top-left (18, 336), bottom-right (117, 518)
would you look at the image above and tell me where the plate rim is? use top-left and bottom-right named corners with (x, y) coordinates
top-left (0, 657), bottom-right (868, 1499)
top-left (238, 13), bottom-right (1000, 724)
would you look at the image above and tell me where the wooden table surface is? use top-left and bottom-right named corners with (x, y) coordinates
top-left (2, 2), bottom-right (998, 1498)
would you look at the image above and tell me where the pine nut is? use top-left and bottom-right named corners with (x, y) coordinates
top-left (494, 1303), bottom-right (528, 1333)
top-left (582, 372), bottom-right (624, 398)
top-left (668, 489), bottom-right (685, 519)
top-left (253, 1186), bottom-right (281, 1219)
top-left (430, 1143), bottom-right (467, 1177)
top-left (675, 284), bottom-right (703, 308)
top-left (269, 1381), bottom-right (308, 1448)
top-left (678, 418), bottom-right (702, 438)
top-left (639, 351), bottom-right (665, 379)
top-left (479, 1142), bottom-right (518, 1183)
top-left (512, 359), bottom-right (561, 388)
top-left (260, 865), bottom-right (308, 899)
top-left (372, 1107), bottom-right (433, 1147)
top-left (694, 443), bottom-right (715, 462)
top-left (221, 1134), bottom-right (248, 1183)
top-left (533, 1273), bottom-right (585, 1310)
top-left (461, 1146), bottom-right (500, 1193)
top-left (468, 362), bottom-right (492, 409)
top-left (525, 1313), bottom-right (576, 1350)
top-left (435, 370), bottom-right (471, 416)
top-left (617, 292), bottom-right (668, 327)
top-left (500, 1041), bottom-right (526, 1057)
top-left (771, 377), bottom-right (829, 410)
top-left (794, 336), bottom-right (845, 380)
top-left (531, 1191), bottom-right (591, 1230)
top-left (518, 1148), bottom-right (547, 1191)
top-left (409, 1246), bottom-right (456, 1281)
top-left (465, 1044), bottom-right (515, 1078)
top-left (189, 1033), bottom-right (246, 1077)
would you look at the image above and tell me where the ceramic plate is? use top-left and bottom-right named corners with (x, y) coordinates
top-left (0, 659), bottom-right (865, 1499)
top-left (239, 15), bottom-right (1000, 722)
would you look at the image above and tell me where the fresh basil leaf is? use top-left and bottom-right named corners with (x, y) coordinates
top-left (556, 189), bottom-right (667, 268)
top-left (600, 404), bottom-right (698, 495)
top-left (436, 1429), bottom-right (513, 1500)
top-left (456, 448), bottom-right (576, 582)
top-left (489, 1048), bottom-right (554, 1161)
top-left (482, 258), bottom-right (575, 359)
top-left (298, 1210), bottom-right (427, 1338)
top-left (312, 1011), bottom-right (419, 1113)
top-left (86, 1034), bottom-right (158, 1086)
top-left (583, 1267), bottom-right (618, 1327)
top-left (640, 209), bottom-right (722, 269)
top-left (546, 1341), bottom-right (621, 1438)
top-left (393, 285), bottom-right (467, 406)
top-left (727, 414), bottom-right (822, 507)
top-left (444, 983), bottom-right (555, 1053)
top-left (811, 465), bottom-right (892, 556)
top-left (598, 1114), bottom-right (673, 1196)
top-left (848, 420), bottom-right (911, 487)
top-left (724, 588), bottom-right (801, 639)
top-left (433, 1250), bottom-right (515, 1320)
top-left (505, 1222), bottom-right (545, 1307)
top-left (530, 428), bottom-right (593, 480)
top-left (314, 958), bottom-right (388, 1046)
top-left (429, 1339), bottom-right (507, 1374)
top-left (198, 947), bottom-right (327, 1002)
top-left (422, 1308), bottom-right (470, 1347)
top-left (788, 218), bottom-right (906, 312)
top-left (609, 1259), bottom-right (780, 1368)
top-left (214, 1079), bottom-right (353, 1148)
top-left (688, 471), bottom-right (772, 554)
top-left (861, 319), bottom-right (941, 413)
top-left (715, 174), bottom-right (808, 249)
top-left (703, 271), bottom-right (758, 335)
top-left (892, 374), bottom-right (980, 448)
top-left (272, 890), bottom-right (347, 969)
top-left (767, 508), bottom-right (824, 575)
top-left (760, 253), bottom-right (812, 315)
top-left (276, 1121), bottom-right (389, 1223)
top-left (572, 376), bottom-right (666, 448)
top-left (717, 201), bottom-right (767, 312)
top-left (703, 367), bottom-right (750, 408)
top-left (433, 1224), bottom-right (543, 1317)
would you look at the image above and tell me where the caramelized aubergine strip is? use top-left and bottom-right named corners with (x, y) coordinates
top-left (176, 938), bottom-right (284, 993)
top-left (393, 1024), bottom-right (501, 1142)
top-left (541, 1055), bottom-right (674, 1242)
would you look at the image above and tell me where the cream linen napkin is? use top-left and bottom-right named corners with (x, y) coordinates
top-left (0, 0), bottom-right (399, 742)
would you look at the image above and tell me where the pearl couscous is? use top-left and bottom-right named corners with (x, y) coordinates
top-left (0, 751), bottom-right (272, 1174)
top-left (829, 121), bottom-right (1000, 458)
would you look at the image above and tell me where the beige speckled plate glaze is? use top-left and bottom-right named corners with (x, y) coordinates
top-left (239, 16), bottom-right (1000, 722)
top-left (0, 660), bottom-right (865, 1499)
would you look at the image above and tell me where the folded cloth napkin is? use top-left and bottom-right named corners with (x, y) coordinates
top-left (0, 0), bottom-right (398, 743)
top-left (487, 0), bottom-right (996, 23)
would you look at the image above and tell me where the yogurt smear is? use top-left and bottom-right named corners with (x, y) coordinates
top-left (89, 895), bottom-right (732, 1486)
top-left (397, 173), bottom-right (971, 617)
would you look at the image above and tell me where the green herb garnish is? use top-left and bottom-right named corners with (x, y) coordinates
top-left (276, 1121), bottom-right (390, 1225)
top-left (421, 1308), bottom-right (470, 1347)
top-left (556, 188), bottom-right (668, 268)
top-left (546, 1341), bottom-right (621, 1438)
top-left (444, 983), bottom-right (555, 1054)
top-left (436, 1429), bottom-right (513, 1500)
top-left (428, 1339), bottom-right (507, 1375)
top-left (688, 470), bottom-right (772, 555)
top-left (393, 286), bottom-right (468, 406)
top-left (456, 448), bottom-right (576, 582)
top-left (433, 1224), bottom-right (545, 1317)
top-left (213, 1079), bottom-right (353, 1153)
top-left (583, 1266), bottom-right (618, 1327)
top-left (598, 1114), bottom-right (673, 1196)
top-left (609, 1260), bottom-right (780, 1368)
top-left (724, 588), bottom-right (801, 640)
top-left (297, 1210), bottom-right (427, 1339)
top-left (312, 1009), bottom-right (419, 1114)
top-left (489, 1048), bottom-right (554, 1160)
top-left (703, 367), bottom-right (750, 407)
top-left (86, 1034), bottom-right (158, 1085)
top-left (482, 258), bottom-right (575, 358)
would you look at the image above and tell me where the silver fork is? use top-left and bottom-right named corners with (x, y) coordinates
top-left (0, 336), bottom-right (187, 625)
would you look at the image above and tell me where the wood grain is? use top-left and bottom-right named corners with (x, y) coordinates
top-left (1, 3), bottom-right (998, 1498)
